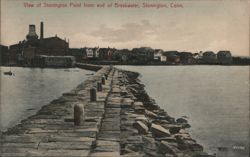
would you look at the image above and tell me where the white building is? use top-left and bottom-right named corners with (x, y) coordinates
top-left (154, 50), bottom-right (166, 62)
top-left (86, 49), bottom-right (94, 58)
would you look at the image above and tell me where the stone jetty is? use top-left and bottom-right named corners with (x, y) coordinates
top-left (0, 65), bottom-right (209, 157)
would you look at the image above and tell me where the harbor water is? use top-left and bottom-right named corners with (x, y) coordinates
top-left (117, 65), bottom-right (249, 157)
top-left (0, 67), bottom-right (93, 131)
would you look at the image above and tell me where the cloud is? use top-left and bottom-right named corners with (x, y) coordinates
top-left (90, 20), bottom-right (157, 43)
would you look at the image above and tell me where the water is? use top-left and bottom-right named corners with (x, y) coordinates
top-left (0, 67), bottom-right (93, 131)
top-left (117, 65), bottom-right (249, 157)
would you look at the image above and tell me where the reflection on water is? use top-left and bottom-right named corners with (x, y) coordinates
top-left (0, 67), bottom-right (92, 131)
top-left (117, 65), bottom-right (249, 157)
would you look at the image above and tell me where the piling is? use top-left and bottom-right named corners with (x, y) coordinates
top-left (101, 76), bottom-right (106, 85)
top-left (90, 88), bottom-right (97, 101)
top-left (104, 74), bottom-right (108, 80)
top-left (74, 104), bottom-right (84, 126)
top-left (97, 82), bottom-right (102, 92)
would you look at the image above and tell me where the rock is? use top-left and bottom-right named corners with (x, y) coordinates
top-left (176, 138), bottom-right (201, 151)
top-left (182, 123), bottom-right (191, 128)
top-left (190, 143), bottom-right (203, 152)
top-left (155, 137), bottom-right (177, 143)
top-left (162, 124), bottom-right (182, 134)
top-left (135, 116), bottom-right (149, 126)
top-left (133, 101), bottom-right (143, 107)
top-left (158, 141), bottom-right (179, 155)
top-left (134, 106), bottom-right (145, 114)
top-left (95, 140), bottom-right (120, 152)
top-left (150, 124), bottom-right (170, 138)
top-left (156, 115), bottom-right (168, 120)
top-left (176, 118), bottom-right (188, 124)
top-left (182, 140), bottom-right (203, 152)
top-left (142, 136), bottom-right (157, 150)
top-left (125, 144), bottom-right (142, 152)
top-left (145, 110), bottom-right (157, 119)
top-left (121, 98), bottom-right (134, 108)
top-left (175, 133), bottom-right (192, 141)
top-left (151, 119), bottom-right (169, 125)
top-left (144, 150), bottom-right (163, 157)
top-left (179, 129), bottom-right (189, 134)
top-left (133, 121), bottom-right (149, 134)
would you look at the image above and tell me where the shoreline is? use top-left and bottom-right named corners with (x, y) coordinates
top-left (1, 63), bottom-right (211, 157)
top-left (1, 63), bottom-right (250, 69)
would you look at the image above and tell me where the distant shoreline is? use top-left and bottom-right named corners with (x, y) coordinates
top-left (1, 64), bottom-right (250, 69)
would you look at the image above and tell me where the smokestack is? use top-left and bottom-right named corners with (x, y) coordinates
top-left (40, 22), bottom-right (44, 39)
top-left (26, 24), bottom-right (38, 40)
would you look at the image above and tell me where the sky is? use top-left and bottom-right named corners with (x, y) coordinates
top-left (1, 0), bottom-right (249, 56)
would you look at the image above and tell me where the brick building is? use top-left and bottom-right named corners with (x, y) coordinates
top-left (0, 45), bottom-right (9, 65)
top-left (9, 22), bottom-right (69, 65)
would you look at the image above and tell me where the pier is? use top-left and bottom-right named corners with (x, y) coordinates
top-left (1, 64), bottom-right (206, 157)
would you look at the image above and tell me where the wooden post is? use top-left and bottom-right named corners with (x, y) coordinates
top-left (74, 104), bottom-right (84, 126)
top-left (101, 76), bottom-right (106, 85)
top-left (90, 88), bottom-right (97, 101)
top-left (97, 82), bottom-right (102, 92)
top-left (104, 74), bottom-right (108, 80)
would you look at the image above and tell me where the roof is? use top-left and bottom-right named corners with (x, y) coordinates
top-left (40, 36), bottom-right (67, 42)
top-left (163, 51), bottom-right (179, 56)
top-left (203, 51), bottom-right (215, 55)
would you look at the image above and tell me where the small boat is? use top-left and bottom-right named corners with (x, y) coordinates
top-left (86, 73), bottom-right (94, 76)
top-left (4, 71), bottom-right (13, 76)
top-left (3, 67), bottom-right (14, 76)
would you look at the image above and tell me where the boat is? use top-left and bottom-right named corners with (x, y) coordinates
top-left (4, 71), bottom-right (13, 76)
top-left (3, 67), bottom-right (14, 76)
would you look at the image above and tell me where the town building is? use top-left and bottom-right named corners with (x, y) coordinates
top-left (113, 49), bottom-right (136, 63)
top-left (217, 50), bottom-right (232, 65)
top-left (179, 52), bottom-right (194, 64)
top-left (82, 47), bottom-right (99, 59)
top-left (202, 51), bottom-right (217, 64)
top-left (163, 51), bottom-right (180, 64)
top-left (153, 49), bottom-right (164, 61)
top-left (69, 48), bottom-right (84, 62)
top-left (9, 22), bottom-right (69, 65)
top-left (132, 47), bottom-right (154, 63)
top-left (35, 55), bottom-right (75, 67)
top-left (98, 48), bottom-right (115, 60)
top-left (0, 45), bottom-right (9, 65)
top-left (232, 56), bottom-right (250, 65)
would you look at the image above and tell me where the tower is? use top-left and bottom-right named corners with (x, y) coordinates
top-left (26, 24), bottom-right (38, 41)
top-left (40, 22), bottom-right (44, 39)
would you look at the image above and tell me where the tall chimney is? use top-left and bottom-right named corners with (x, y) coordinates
top-left (40, 22), bottom-right (44, 39)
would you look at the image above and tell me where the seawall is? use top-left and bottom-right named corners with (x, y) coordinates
top-left (1, 64), bottom-right (210, 157)
top-left (75, 63), bottom-right (102, 71)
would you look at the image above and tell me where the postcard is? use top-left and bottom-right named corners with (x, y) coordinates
top-left (0, 0), bottom-right (249, 157)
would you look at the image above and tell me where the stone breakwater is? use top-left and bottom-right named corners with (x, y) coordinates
top-left (1, 65), bottom-right (208, 157)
